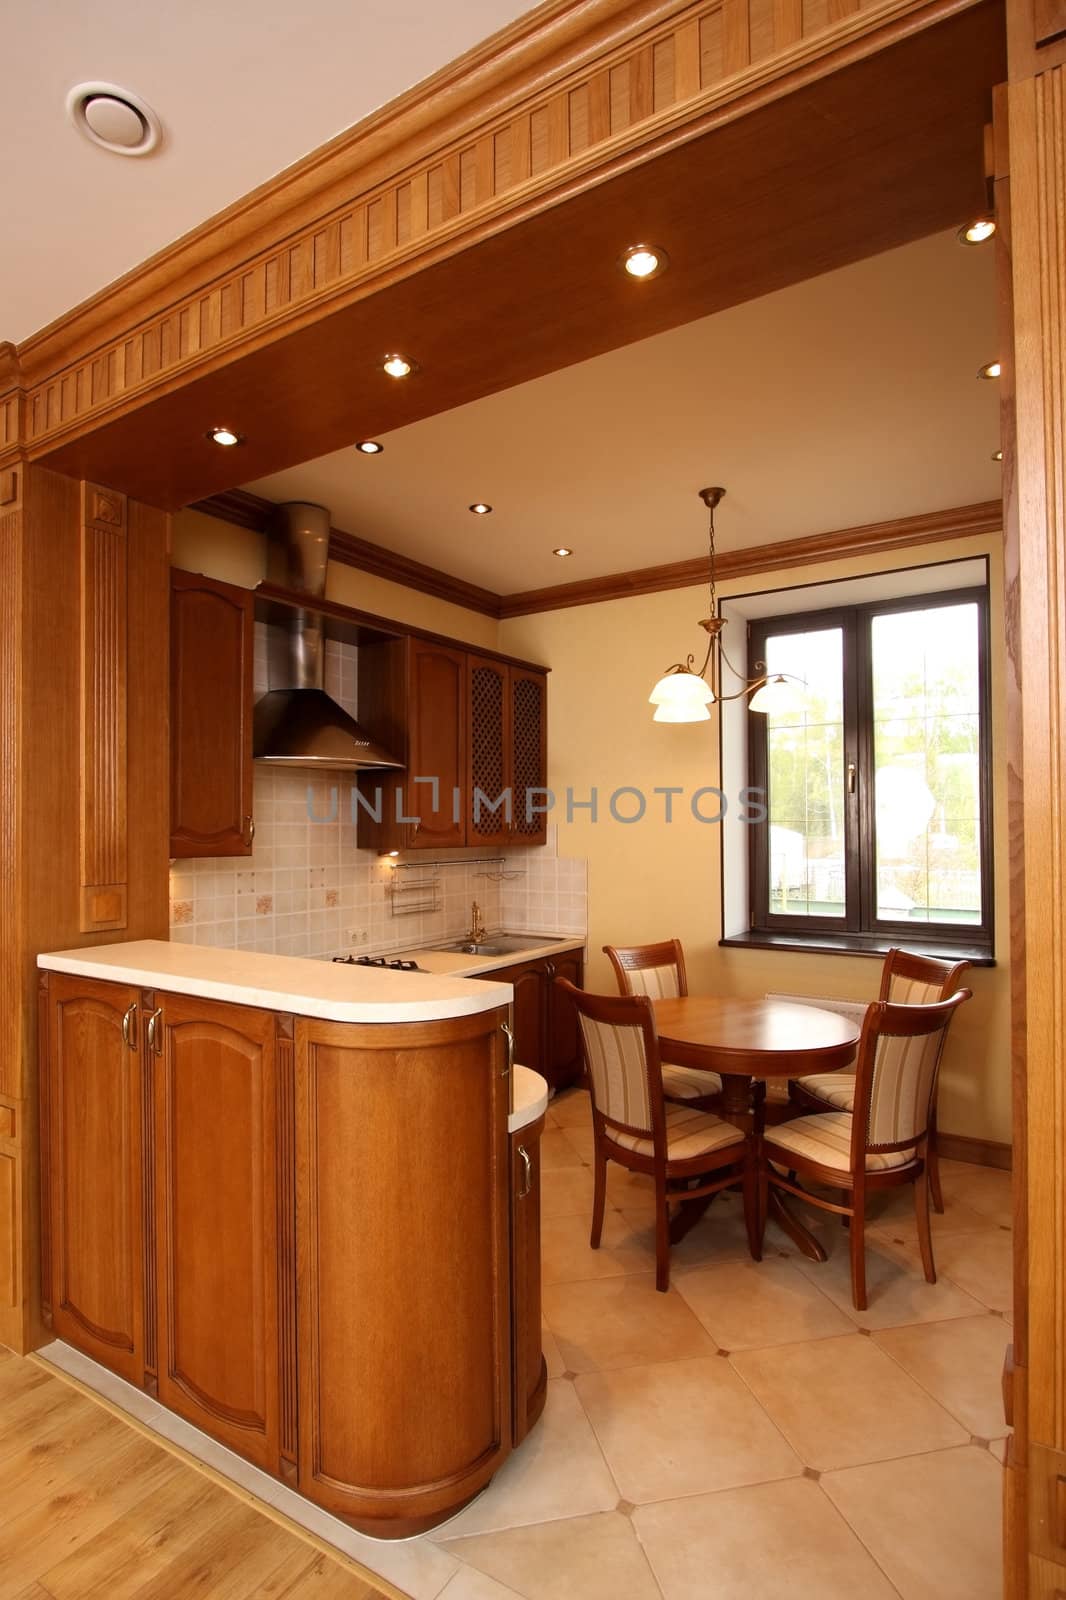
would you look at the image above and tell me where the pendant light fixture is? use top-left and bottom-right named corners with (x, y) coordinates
top-left (648, 487), bottom-right (805, 723)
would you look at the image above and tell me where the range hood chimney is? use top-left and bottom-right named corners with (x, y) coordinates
top-left (253, 502), bottom-right (403, 770)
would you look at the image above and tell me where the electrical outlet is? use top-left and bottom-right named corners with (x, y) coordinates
top-left (346, 928), bottom-right (369, 946)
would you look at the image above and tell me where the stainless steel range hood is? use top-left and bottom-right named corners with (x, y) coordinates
top-left (253, 502), bottom-right (403, 771)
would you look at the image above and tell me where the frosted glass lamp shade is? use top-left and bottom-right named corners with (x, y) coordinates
top-left (653, 699), bottom-right (712, 722)
top-left (748, 674), bottom-right (803, 716)
top-left (648, 670), bottom-right (714, 712)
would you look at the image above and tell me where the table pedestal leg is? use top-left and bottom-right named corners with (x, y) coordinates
top-left (668, 1073), bottom-right (752, 1244)
top-left (765, 1188), bottom-right (828, 1263)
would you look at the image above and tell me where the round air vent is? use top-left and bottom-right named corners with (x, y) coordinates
top-left (66, 82), bottom-right (162, 156)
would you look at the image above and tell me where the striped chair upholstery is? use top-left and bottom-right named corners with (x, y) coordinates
top-left (604, 940), bottom-right (723, 1101)
top-left (792, 950), bottom-right (969, 1118)
top-left (575, 1011), bottom-right (737, 1161)
top-left (766, 1111), bottom-right (912, 1172)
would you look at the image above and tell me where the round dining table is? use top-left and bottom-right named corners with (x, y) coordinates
top-left (652, 995), bottom-right (861, 1261)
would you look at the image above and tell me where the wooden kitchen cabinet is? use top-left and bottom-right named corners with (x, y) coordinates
top-left (510, 1115), bottom-right (547, 1445)
top-left (294, 1006), bottom-right (512, 1535)
top-left (467, 656), bottom-right (548, 848)
top-left (475, 952), bottom-right (584, 1091)
top-left (39, 973), bottom-right (147, 1385)
top-left (40, 964), bottom-right (541, 1535)
top-left (170, 569), bottom-right (255, 858)
top-left (153, 993), bottom-right (288, 1476)
top-left (359, 637), bottom-right (467, 852)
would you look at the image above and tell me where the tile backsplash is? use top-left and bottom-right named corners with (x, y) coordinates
top-left (169, 627), bottom-right (587, 959)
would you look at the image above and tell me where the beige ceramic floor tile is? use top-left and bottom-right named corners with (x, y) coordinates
top-left (867, 1194), bottom-right (1001, 1249)
top-left (940, 1163), bottom-right (1013, 1227)
top-left (730, 1333), bottom-right (968, 1470)
top-left (539, 1167), bottom-right (597, 1221)
top-left (541, 1212), bottom-right (632, 1285)
top-left (557, 1123), bottom-right (596, 1165)
top-left (874, 1314), bottom-right (1012, 1438)
top-left (428, 1381), bottom-right (618, 1541)
top-left (443, 1511), bottom-right (660, 1600)
top-left (440, 1569), bottom-right (525, 1600)
top-left (822, 1445), bottom-right (1003, 1599)
top-left (633, 1477), bottom-right (898, 1600)
top-left (604, 1163), bottom-right (657, 1215)
top-left (548, 1089), bottom-right (591, 1128)
top-left (539, 1128), bottom-right (586, 1172)
top-left (676, 1258), bottom-right (854, 1350)
top-left (610, 1196), bottom-right (755, 1277)
top-left (541, 1324), bottom-right (565, 1379)
top-left (934, 1229), bottom-right (1014, 1313)
top-left (575, 1356), bottom-right (802, 1502)
top-left (543, 1276), bottom-right (717, 1373)
top-left (792, 1230), bottom-right (988, 1330)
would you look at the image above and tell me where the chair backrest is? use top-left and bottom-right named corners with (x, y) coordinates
top-left (554, 978), bottom-right (665, 1145)
top-left (851, 990), bottom-right (972, 1162)
top-left (878, 947), bottom-right (971, 1007)
top-left (603, 939), bottom-right (688, 1001)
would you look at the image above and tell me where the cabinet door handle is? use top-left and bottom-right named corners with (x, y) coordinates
top-left (121, 1003), bottom-right (138, 1050)
top-left (242, 814), bottom-right (256, 846)
top-left (544, 962), bottom-right (556, 979)
top-left (145, 1008), bottom-right (163, 1055)
top-left (517, 1144), bottom-right (533, 1198)
top-left (500, 1022), bottom-right (515, 1078)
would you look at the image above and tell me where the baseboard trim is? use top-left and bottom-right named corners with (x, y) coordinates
top-left (938, 1132), bottom-right (1012, 1171)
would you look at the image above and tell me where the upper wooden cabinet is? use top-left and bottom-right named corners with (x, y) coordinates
top-left (360, 639), bottom-right (548, 852)
top-left (170, 570), bottom-right (254, 858)
top-left (467, 658), bottom-right (548, 848)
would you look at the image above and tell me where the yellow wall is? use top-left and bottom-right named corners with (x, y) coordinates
top-left (170, 508), bottom-right (501, 650)
top-left (499, 532), bottom-right (1011, 1148)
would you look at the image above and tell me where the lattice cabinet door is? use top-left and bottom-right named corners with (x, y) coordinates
top-left (510, 670), bottom-right (548, 847)
top-left (467, 657), bottom-right (511, 847)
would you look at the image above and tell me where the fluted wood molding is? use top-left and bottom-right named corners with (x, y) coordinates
top-left (6, 0), bottom-right (979, 465)
top-left (78, 483), bottom-right (128, 933)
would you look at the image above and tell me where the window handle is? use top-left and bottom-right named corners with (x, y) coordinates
top-left (847, 762), bottom-right (857, 796)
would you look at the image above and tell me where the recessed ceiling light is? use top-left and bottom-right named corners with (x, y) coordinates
top-left (621, 244), bottom-right (668, 280)
top-left (66, 82), bottom-right (162, 156)
top-left (469, 503), bottom-right (493, 515)
top-left (553, 547), bottom-right (573, 557)
top-left (992, 449), bottom-right (1003, 462)
top-left (207, 426), bottom-right (244, 447)
top-left (355, 440), bottom-right (384, 454)
top-left (977, 361), bottom-right (1002, 380)
top-left (382, 354), bottom-right (416, 378)
top-left (958, 217), bottom-right (996, 245)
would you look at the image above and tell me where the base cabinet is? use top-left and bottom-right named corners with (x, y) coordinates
top-left (510, 1116), bottom-right (547, 1445)
top-left (40, 974), bottom-right (146, 1385)
top-left (474, 952), bottom-right (584, 1091)
top-left (153, 993), bottom-right (290, 1476)
top-left (294, 1008), bottom-right (512, 1536)
top-left (40, 972), bottom-right (538, 1536)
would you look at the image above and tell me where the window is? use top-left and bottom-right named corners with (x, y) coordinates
top-left (747, 587), bottom-right (992, 950)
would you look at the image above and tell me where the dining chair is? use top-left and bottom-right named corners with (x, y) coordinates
top-left (789, 949), bottom-right (971, 1211)
top-left (761, 988), bottom-right (972, 1309)
top-left (603, 940), bottom-right (723, 1110)
top-left (556, 978), bottom-right (759, 1291)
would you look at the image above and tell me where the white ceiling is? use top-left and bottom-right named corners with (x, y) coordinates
top-left (247, 229), bottom-right (1002, 594)
top-left (1, 0), bottom-right (538, 344)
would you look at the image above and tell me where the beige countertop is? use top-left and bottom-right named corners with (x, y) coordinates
top-left (38, 940), bottom-right (513, 1024)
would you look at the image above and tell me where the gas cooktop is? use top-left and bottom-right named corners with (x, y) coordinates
top-left (331, 954), bottom-right (423, 972)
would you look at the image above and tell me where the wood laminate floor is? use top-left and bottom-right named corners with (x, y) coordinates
top-left (0, 1346), bottom-right (394, 1600)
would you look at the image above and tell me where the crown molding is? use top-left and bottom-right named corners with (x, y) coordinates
top-left (194, 491), bottom-right (1002, 622)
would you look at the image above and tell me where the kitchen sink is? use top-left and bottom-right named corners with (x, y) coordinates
top-left (433, 934), bottom-right (568, 957)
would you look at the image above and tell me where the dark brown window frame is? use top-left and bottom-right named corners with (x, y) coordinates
top-left (746, 584), bottom-right (994, 954)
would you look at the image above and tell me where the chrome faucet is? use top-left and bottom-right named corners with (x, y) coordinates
top-left (467, 900), bottom-right (486, 943)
